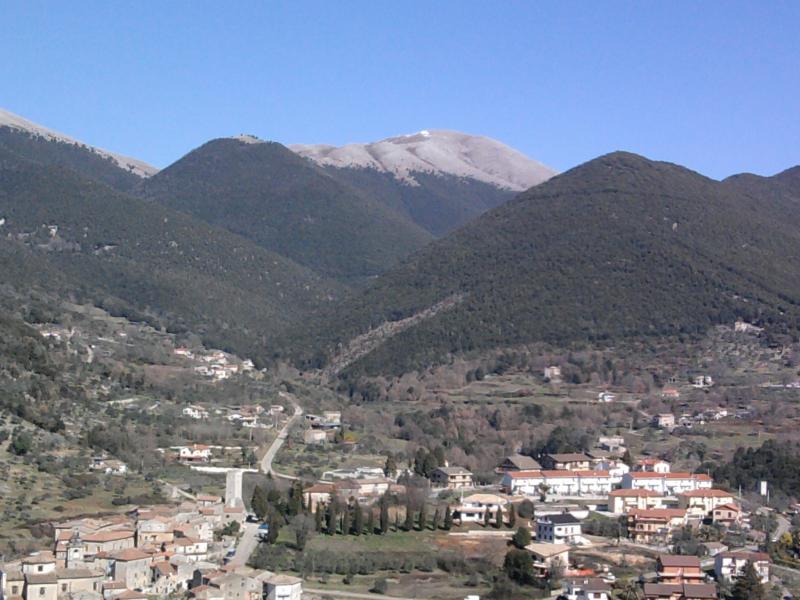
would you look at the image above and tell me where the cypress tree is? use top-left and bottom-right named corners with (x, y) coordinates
top-left (493, 506), bottom-right (503, 529)
top-left (404, 504), bottom-right (415, 531)
top-left (354, 504), bottom-right (364, 536)
top-left (326, 502), bottom-right (338, 535)
top-left (366, 507), bottom-right (375, 535)
top-left (443, 506), bottom-right (453, 530)
top-left (342, 504), bottom-right (352, 536)
top-left (380, 497), bottom-right (390, 534)
top-left (507, 504), bottom-right (516, 529)
top-left (432, 508), bottom-right (441, 530)
top-left (314, 504), bottom-right (323, 532)
top-left (418, 503), bottom-right (428, 531)
top-left (483, 507), bottom-right (491, 527)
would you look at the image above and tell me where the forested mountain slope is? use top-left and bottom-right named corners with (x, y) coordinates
top-left (0, 152), bottom-right (342, 362)
top-left (283, 152), bottom-right (800, 376)
top-left (143, 137), bottom-right (434, 285)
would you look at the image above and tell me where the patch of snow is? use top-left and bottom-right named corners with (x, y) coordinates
top-left (0, 107), bottom-right (158, 177)
top-left (290, 129), bottom-right (556, 191)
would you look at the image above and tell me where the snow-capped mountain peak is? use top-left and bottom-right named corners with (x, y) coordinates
top-left (290, 129), bottom-right (555, 190)
top-left (0, 107), bottom-right (158, 177)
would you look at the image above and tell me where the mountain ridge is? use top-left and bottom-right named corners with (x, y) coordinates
top-left (290, 129), bottom-right (556, 191)
top-left (0, 107), bottom-right (158, 178)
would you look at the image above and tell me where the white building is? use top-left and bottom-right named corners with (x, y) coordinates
top-left (182, 405), bottom-right (209, 420)
top-left (537, 514), bottom-right (582, 544)
top-left (453, 494), bottom-right (508, 524)
top-left (503, 470), bottom-right (613, 497)
top-left (562, 578), bottom-right (611, 600)
top-left (264, 574), bottom-right (302, 600)
top-left (635, 458), bottom-right (671, 474)
top-left (544, 366), bottom-right (562, 381)
top-left (177, 444), bottom-right (212, 462)
top-left (620, 472), bottom-right (712, 495)
top-left (714, 551), bottom-right (770, 583)
top-left (607, 489), bottom-right (665, 515)
top-left (597, 391), bottom-right (616, 403)
top-left (677, 489), bottom-right (736, 518)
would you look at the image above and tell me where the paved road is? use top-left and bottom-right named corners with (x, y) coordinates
top-left (228, 522), bottom-right (260, 568)
top-left (773, 513), bottom-right (792, 542)
top-left (304, 589), bottom-right (419, 600)
top-left (260, 399), bottom-right (303, 476)
top-left (159, 479), bottom-right (196, 501)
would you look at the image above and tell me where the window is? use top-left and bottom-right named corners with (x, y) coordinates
top-left (62, 584), bottom-right (68, 592)
top-left (40, 588), bottom-right (46, 596)
top-left (38, 565), bottom-right (44, 572)
top-left (12, 585), bottom-right (19, 595)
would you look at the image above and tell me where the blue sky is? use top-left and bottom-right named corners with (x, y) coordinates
top-left (1, 1), bottom-right (797, 178)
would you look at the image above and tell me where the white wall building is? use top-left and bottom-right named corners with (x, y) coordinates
top-left (503, 470), bottom-right (613, 497)
top-left (620, 472), bottom-right (712, 495)
top-left (537, 514), bottom-right (582, 544)
top-left (264, 574), bottom-right (302, 600)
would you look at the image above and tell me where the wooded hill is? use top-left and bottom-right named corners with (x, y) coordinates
top-left (142, 138), bottom-right (434, 285)
top-left (0, 126), bottom-right (146, 193)
top-left (0, 148), bottom-right (343, 362)
top-left (283, 152), bottom-right (800, 376)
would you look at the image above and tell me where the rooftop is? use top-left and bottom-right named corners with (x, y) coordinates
top-left (658, 554), bottom-right (701, 567)
top-left (540, 513), bottom-right (581, 525)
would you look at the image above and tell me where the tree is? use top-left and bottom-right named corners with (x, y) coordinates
top-left (517, 499), bottom-right (535, 519)
top-left (10, 431), bottom-right (33, 456)
top-left (288, 480), bottom-right (304, 515)
top-left (221, 521), bottom-right (240, 537)
top-left (289, 514), bottom-right (315, 550)
top-left (384, 454), bottom-right (397, 477)
top-left (404, 505), bottom-right (415, 531)
top-left (366, 507), bottom-right (375, 535)
top-left (314, 505), bottom-right (323, 532)
top-left (353, 504), bottom-right (364, 536)
top-left (418, 503), bottom-right (428, 531)
top-left (622, 448), bottom-right (634, 467)
top-left (512, 526), bottom-right (531, 549)
top-left (443, 506), bottom-right (453, 530)
top-left (342, 503), bottom-right (352, 536)
top-left (483, 507), bottom-right (492, 528)
top-left (326, 501), bottom-right (338, 535)
top-left (730, 562), bottom-right (765, 600)
top-left (503, 548), bottom-right (534, 585)
top-left (251, 485), bottom-right (270, 521)
top-left (493, 506), bottom-right (503, 529)
top-left (507, 504), bottom-right (517, 529)
top-left (266, 509), bottom-right (281, 544)
top-left (380, 496), bottom-right (390, 534)
top-left (371, 577), bottom-right (388, 594)
top-left (432, 508), bottom-right (441, 531)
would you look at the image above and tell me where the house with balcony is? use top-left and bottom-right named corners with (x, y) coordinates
top-left (608, 489), bottom-right (665, 515)
top-left (678, 489), bottom-right (736, 519)
top-left (656, 554), bottom-right (704, 584)
top-left (430, 466), bottom-right (473, 489)
top-left (627, 509), bottom-right (687, 544)
top-left (536, 514), bottom-right (582, 544)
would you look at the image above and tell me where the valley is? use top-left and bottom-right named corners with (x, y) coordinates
top-left (2, 107), bottom-right (800, 600)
